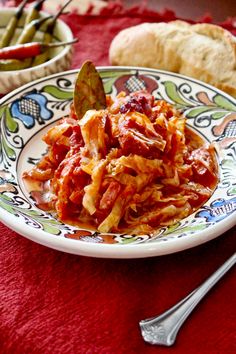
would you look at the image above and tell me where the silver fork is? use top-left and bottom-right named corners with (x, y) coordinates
top-left (139, 253), bottom-right (236, 346)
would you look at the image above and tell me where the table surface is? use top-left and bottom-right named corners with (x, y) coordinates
top-left (126, 0), bottom-right (236, 21)
top-left (0, 1), bottom-right (235, 354)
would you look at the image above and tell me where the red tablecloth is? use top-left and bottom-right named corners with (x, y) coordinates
top-left (0, 2), bottom-right (236, 354)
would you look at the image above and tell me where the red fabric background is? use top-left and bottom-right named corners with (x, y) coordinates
top-left (0, 2), bottom-right (236, 354)
top-left (61, 2), bottom-right (236, 69)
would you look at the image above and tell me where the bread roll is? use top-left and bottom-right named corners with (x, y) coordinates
top-left (109, 21), bottom-right (236, 98)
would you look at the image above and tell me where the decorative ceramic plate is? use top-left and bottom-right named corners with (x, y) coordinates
top-left (0, 67), bottom-right (235, 258)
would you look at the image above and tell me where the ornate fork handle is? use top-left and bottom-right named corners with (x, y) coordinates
top-left (139, 253), bottom-right (236, 346)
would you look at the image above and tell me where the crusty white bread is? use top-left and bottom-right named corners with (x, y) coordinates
top-left (109, 21), bottom-right (236, 98)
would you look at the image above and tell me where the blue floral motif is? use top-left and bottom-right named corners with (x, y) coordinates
top-left (10, 90), bottom-right (53, 128)
top-left (196, 197), bottom-right (236, 222)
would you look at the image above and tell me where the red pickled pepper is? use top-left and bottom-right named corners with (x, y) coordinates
top-left (0, 39), bottom-right (78, 60)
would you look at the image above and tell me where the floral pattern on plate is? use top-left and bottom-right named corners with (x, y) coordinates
top-left (0, 67), bottom-right (235, 258)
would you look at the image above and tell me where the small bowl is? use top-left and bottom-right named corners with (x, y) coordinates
top-left (0, 8), bottom-right (74, 95)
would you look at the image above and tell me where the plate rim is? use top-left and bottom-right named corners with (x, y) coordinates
top-left (0, 205), bottom-right (235, 258)
top-left (1, 66), bottom-right (236, 106)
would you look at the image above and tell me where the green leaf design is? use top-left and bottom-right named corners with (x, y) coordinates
top-left (5, 107), bottom-right (18, 133)
top-left (163, 222), bottom-right (209, 236)
top-left (211, 111), bottom-right (227, 119)
top-left (21, 212), bottom-right (63, 235)
top-left (187, 106), bottom-right (214, 118)
top-left (0, 194), bottom-right (11, 201)
top-left (222, 158), bottom-right (236, 170)
top-left (163, 221), bottom-right (181, 234)
top-left (0, 105), bottom-right (6, 119)
top-left (213, 94), bottom-right (236, 111)
top-left (103, 78), bottom-right (117, 94)
top-left (163, 81), bottom-right (192, 106)
top-left (228, 186), bottom-right (236, 195)
top-left (0, 193), bottom-right (66, 235)
top-left (22, 210), bottom-right (64, 235)
top-left (187, 107), bottom-right (229, 120)
top-left (42, 85), bottom-right (73, 100)
top-left (0, 198), bottom-right (16, 213)
top-left (100, 70), bottom-right (132, 79)
top-left (2, 136), bottom-right (16, 160)
top-left (120, 236), bottom-right (140, 244)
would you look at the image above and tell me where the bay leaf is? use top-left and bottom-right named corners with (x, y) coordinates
top-left (73, 60), bottom-right (106, 119)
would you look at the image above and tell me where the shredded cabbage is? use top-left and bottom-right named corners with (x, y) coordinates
top-left (23, 91), bottom-right (218, 234)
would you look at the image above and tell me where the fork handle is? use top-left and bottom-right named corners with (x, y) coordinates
top-left (139, 253), bottom-right (236, 346)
